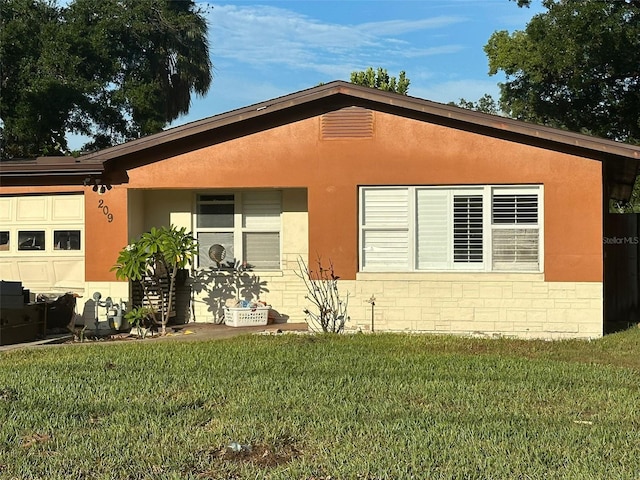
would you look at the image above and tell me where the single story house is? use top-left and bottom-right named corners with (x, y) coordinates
top-left (1, 81), bottom-right (639, 338)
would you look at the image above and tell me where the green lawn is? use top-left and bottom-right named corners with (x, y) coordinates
top-left (0, 330), bottom-right (639, 479)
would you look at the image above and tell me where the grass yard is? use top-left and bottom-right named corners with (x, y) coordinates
top-left (0, 329), bottom-right (639, 479)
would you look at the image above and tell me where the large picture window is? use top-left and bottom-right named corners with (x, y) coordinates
top-left (195, 191), bottom-right (282, 270)
top-left (360, 185), bottom-right (542, 272)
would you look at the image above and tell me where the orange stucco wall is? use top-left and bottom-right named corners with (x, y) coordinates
top-left (84, 186), bottom-right (129, 281)
top-left (124, 111), bottom-right (602, 282)
top-left (1, 110), bottom-right (603, 283)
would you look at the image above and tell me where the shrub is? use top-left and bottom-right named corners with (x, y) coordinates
top-left (296, 256), bottom-right (349, 333)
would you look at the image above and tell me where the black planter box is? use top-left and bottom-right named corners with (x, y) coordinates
top-left (0, 304), bottom-right (45, 346)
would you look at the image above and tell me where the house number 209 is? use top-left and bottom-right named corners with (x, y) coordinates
top-left (97, 199), bottom-right (114, 223)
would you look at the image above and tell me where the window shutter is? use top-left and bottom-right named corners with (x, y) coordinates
top-left (362, 188), bottom-right (409, 227)
top-left (416, 190), bottom-right (450, 269)
top-left (492, 194), bottom-right (538, 224)
top-left (244, 232), bottom-right (280, 270)
top-left (196, 199), bottom-right (234, 228)
top-left (242, 191), bottom-right (281, 229)
top-left (361, 188), bottom-right (409, 269)
top-left (362, 230), bottom-right (409, 269)
top-left (453, 195), bottom-right (483, 264)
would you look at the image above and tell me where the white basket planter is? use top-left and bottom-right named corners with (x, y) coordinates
top-left (224, 306), bottom-right (271, 327)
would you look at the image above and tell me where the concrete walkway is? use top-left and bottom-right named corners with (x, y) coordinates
top-left (0, 322), bottom-right (309, 352)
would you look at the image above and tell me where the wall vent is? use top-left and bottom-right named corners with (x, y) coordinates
top-left (321, 107), bottom-right (374, 139)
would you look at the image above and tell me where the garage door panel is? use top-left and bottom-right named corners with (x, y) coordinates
top-left (52, 259), bottom-right (85, 288)
top-left (16, 197), bottom-right (48, 222)
top-left (0, 261), bottom-right (18, 281)
top-left (16, 261), bottom-right (54, 286)
top-left (0, 198), bottom-right (12, 222)
top-left (52, 196), bottom-right (83, 221)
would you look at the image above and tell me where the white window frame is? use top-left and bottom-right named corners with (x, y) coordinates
top-left (359, 185), bottom-right (543, 273)
top-left (193, 191), bottom-right (282, 270)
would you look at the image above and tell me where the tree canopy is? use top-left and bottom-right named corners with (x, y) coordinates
top-left (350, 67), bottom-right (410, 95)
top-left (449, 94), bottom-right (500, 115)
top-left (485, 0), bottom-right (640, 144)
top-left (0, 0), bottom-right (212, 159)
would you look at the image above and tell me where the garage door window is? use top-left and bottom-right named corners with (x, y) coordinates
top-left (0, 232), bottom-right (8, 251)
top-left (18, 231), bottom-right (45, 251)
top-left (54, 230), bottom-right (81, 250)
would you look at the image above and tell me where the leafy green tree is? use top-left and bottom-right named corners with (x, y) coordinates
top-left (450, 94), bottom-right (500, 115)
top-left (350, 67), bottom-right (410, 95)
top-left (0, 0), bottom-right (75, 158)
top-left (0, 0), bottom-right (212, 159)
top-left (484, 0), bottom-right (640, 144)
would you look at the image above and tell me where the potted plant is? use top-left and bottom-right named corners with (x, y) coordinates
top-left (112, 225), bottom-right (198, 336)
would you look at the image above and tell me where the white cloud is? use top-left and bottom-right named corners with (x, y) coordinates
top-left (206, 4), bottom-right (467, 74)
top-left (356, 17), bottom-right (466, 36)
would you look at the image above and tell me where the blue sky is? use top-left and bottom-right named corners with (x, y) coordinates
top-left (175, 0), bottom-right (544, 127)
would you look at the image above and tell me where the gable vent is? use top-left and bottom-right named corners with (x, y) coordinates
top-left (321, 107), bottom-right (374, 139)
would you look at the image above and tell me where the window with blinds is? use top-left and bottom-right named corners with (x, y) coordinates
top-left (195, 191), bottom-right (281, 270)
top-left (453, 195), bottom-right (483, 264)
top-left (360, 185), bottom-right (541, 272)
top-left (491, 189), bottom-right (540, 271)
top-left (360, 188), bottom-right (409, 269)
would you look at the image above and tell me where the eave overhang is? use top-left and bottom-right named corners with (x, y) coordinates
top-left (0, 157), bottom-right (105, 187)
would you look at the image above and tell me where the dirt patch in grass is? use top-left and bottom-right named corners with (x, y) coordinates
top-left (195, 440), bottom-right (302, 477)
top-left (212, 442), bottom-right (301, 468)
top-left (21, 432), bottom-right (51, 449)
top-left (0, 387), bottom-right (17, 402)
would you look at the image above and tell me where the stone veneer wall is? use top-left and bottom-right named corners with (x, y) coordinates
top-left (192, 271), bottom-right (602, 340)
top-left (345, 273), bottom-right (603, 339)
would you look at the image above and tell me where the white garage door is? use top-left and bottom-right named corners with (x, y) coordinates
top-left (0, 193), bottom-right (85, 294)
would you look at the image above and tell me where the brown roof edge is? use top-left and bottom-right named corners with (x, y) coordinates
top-left (0, 156), bottom-right (105, 187)
top-left (0, 163), bottom-right (103, 176)
top-left (78, 80), bottom-right (640, 164)
top-left (35, 156), bottom-right (81, 164)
